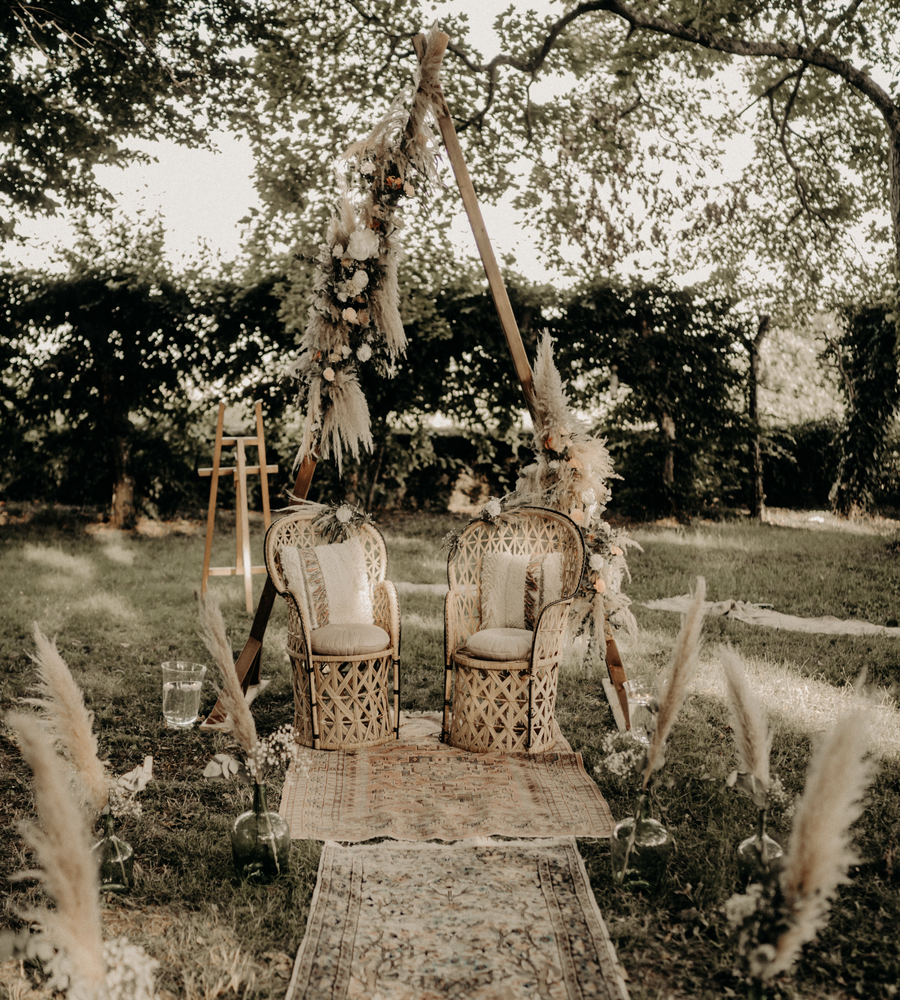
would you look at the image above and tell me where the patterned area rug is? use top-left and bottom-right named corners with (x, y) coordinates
top-left (285, 839), bottom-right (630, 1000)
top-left (279, 713), bottom-right (615, 842)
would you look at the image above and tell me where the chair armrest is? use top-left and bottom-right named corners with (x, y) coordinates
top-left (281, 589), bottom-right (313, 668)
top-left (373, 580), bottom-right (400, 650)
top-left (444, 586), bottom-right (481, 663)
top-left (532, 597), bottom-right (573, 668)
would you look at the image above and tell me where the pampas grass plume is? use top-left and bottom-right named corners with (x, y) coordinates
top-left (25, 623), bottom-right (110, 814)
top-left (762, 707), bottom-right (876, 978)
top-left (8, 710), bottom-right (106, 991)
top-left (720, 644), bottom-right (772, 788)
top-left (642, 577), bottom-right (706, 789)
top-left (198, 592), bottom-right (257, 757)
top-left (532, 333), bottom-right (571, 442)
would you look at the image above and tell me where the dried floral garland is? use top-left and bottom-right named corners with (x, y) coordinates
top-left (513, 332), bottom-right (639, 668)
top-left (290, 32), bottom-right (444, 473)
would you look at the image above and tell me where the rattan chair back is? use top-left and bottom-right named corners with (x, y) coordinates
top-left (443, 506), bottom-right (586, 753)
top-left (264, 507), bottom-right (399, 750)
top-left (266, 508), bottom-right (387, 595)
top-left (447, 505), bottom-right (585, 644)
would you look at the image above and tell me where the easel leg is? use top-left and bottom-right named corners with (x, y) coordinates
top-left (235, 439), bottom-right (253, 613)
top-left (255, 400), bottom-right (273, 530)
top-left (201, 404), bottom-right (226, 599)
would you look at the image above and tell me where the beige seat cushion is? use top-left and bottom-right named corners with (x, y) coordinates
top-left (460, 627), bottom-right (533, 662)
top-left (310, 623), bottom-right (390, 656)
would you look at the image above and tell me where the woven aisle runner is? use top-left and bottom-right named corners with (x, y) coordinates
top-left (284, 839), bottom-right (630, 1000)
top-left (278, 713), bottom-right (615, 841)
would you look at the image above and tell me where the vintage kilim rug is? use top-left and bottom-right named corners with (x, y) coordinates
top-left (278, 713), bottom-right (615, 842)
top-left (285, 839), bottom-right (630, 1000)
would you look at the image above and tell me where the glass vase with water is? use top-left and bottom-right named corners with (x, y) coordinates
top-left (161, 661), bottom-right (207, 728)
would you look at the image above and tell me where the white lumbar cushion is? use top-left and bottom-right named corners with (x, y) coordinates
top-left (280, 536), bottom-right (373, 629)
top-left (460, 627), bottom-right (533, 662)
top-left (481, 550), bottom-right (563, 631)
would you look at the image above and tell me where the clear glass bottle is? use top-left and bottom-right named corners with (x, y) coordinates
top-left (610, 793), bottom-right (672, 887)
top-left (92, 812), bottom-right (134, 892)
top-left (230, 783), bottom-right (291, 881)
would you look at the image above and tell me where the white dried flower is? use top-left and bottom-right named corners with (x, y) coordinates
top-left (484, 498), bottom-right (502, 518)
top-left (350, 270), bottom-right (369, 291)
top-left (590, 553), bottom-right (605, 571)
top-left (341, 345), bottom-right (352, 358)
top-left (102, 936), bottom-right (159, 1000)
top-left (332, 243), bottom-right (345, 258)
top-left (335, 505), bottom-right (353, 524)
top-left (356, 343), bottom-right (373, 362)
top-left (342, 307), bottom-right (358, 324)
top-left (724, 883), bottom-right (764, 928)
top-left (322, 367), bottom-right (335, 382)
top-left (360, 161), bottom-right (375, 176)
top-left (346, 228), bottom-right (379, 260)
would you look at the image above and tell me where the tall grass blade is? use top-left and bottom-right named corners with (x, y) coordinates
top-left (198, 592), bottom-right (257, 756)
top-left (762, 707), bottom-right (876, 978)
top-left (24, 623), bottom-right (110, 813)
top-left (642, 577), bottom-right (706, 789)
top-left (7, 710), bottom-right (105, 992)
top-left (720, 643), bottom-right (772, 788)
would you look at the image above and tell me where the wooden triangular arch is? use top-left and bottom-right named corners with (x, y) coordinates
top-left (202, 31), bottom-right (629, 730)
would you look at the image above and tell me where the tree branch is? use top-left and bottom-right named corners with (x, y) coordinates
top-left (767, 66), bottom-right (831, 228)
top-left (794, 0), bottom-right (812, 45)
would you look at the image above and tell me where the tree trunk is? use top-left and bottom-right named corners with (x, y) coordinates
top-left (747, 315), bottom-right (770, 519)
top-left (110, 434), bottom-right (136, 529)
top-left (660, 413), bottom-right (676, 487)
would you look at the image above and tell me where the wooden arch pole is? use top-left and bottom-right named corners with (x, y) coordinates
top-left (415, 32), bottom-right (630, 727)
top-left (413, 33), bottom-right (537, 424)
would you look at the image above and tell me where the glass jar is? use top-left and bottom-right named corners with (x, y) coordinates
top-left (610, 794), bottom-right (672, 887)
top-left (92, 812), bottom-right (134, 892)
top-left (230, 783), bottom-right (291, 881)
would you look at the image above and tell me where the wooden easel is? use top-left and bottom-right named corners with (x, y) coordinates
top-left (200, 400), bottom-right (279, 613)
top-left (202, 30), bottom-right (629, 729)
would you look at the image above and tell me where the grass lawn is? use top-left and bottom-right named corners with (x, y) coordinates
top-left (1, 503), bottom-right (898, 999)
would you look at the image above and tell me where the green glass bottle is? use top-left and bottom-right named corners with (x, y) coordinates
top-left (230, 783), bottom-right (291, 881)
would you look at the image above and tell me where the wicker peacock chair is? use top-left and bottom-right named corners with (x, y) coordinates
top-left (265, 507), bottom-right (400, 750)
top-left (443, 505), bottom-right (585, 752)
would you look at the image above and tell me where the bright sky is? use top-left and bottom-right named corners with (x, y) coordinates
top-left (9, 0), bottom-right (580, 280)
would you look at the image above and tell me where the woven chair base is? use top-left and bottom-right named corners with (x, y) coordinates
top-left (447, 655), bottom-right (559, 753)
top-left (289, 644), bottom-right (397, 750)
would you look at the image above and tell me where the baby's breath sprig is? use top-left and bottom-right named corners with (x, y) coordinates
top-left (594, 731), bottom-right (644, 782)
top-left (203, 724), bottom-right (296, 786)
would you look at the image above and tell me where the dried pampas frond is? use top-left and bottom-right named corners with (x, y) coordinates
top-left (370, 257), bottom-right (406, 354)
top-left (642, 577), bottom-right (706, 789)
top-left (24, 624), bottom-right (110, 814)
top-left (532, 333), bottom-right (572, 451)
top-left (720, 644), bottom-right (772, 789)
top-left (198, 593), bottom-right (257, 757)
top-left (290, 29), bottom-right (443, 473)
top-left (319, 369), bottom-right (374, 474)
top-left (7, 710), bottom-right (105, 992)
top-left (760, 708), bottom-right (876, 979)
